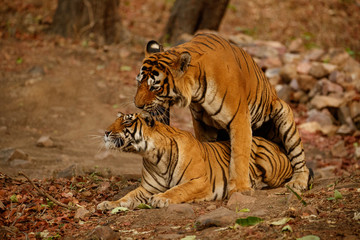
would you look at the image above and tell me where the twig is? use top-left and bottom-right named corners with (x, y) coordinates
top-left (18, 172), bottom-right (77, 210)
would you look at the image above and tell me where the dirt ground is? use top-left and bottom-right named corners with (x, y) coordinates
top-left (1, 0), bottom-right (360, 239)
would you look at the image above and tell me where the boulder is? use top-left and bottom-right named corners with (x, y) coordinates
top-left (310, 95), bottom-right (344, 109)
top-left (195, 207), bottom-right (238, 230)
top-left (36, 136), bottom-right (54, 148)
top-left (297, 74), bottom-right (317, 92)
top-left (309, 63), bottom-right (329, 79)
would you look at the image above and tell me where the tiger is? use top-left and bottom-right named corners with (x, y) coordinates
top-left (97, 112), bottom-right (294, 210)
top-left (133, 32), bottom-right (311, 193)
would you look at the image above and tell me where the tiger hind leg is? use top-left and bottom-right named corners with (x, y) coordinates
top-left (270, 99), bottom-right (311, 191)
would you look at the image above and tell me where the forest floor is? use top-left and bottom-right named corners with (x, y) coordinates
top-left (1, 0), bottom-right (360, 239)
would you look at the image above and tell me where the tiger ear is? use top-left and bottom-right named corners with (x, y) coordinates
top-left (117, 112), bottom-right (124, 118)
top-left (145, 40), bottom-right (163, 57)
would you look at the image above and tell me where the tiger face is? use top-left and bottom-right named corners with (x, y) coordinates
top-left (104, 112), bottom-right (154, 152)
top-left (134, 41), bottom-right (192, 117)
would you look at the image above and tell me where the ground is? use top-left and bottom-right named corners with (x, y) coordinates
top-left (0, 0), bottom-right (360, 239)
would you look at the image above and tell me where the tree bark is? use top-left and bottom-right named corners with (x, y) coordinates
top-left (51, 0), bottom-right (123, 44)
top-left (163, 0), bottom-right (229, 44)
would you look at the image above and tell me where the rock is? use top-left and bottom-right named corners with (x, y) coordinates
top-left (322, 63), bottom-right (338, 73)
top-left (297, 61), bottom-right (312, 75)
top-left (301, 205), bottom-right (318, 216)
top-left (299, 121), bottom-right (338, 136)
top-left (28, 65), bottom-right (45, 76)
top-left (289, 79), bottom-right (299, 91)
top-left (304, 48), bottom-right (325, 61)
top-left (297, 74), bottom-right (317, 92)
top-left (329, 71), bottom-right (346, 83)
top-left (275, 84), bottom-right (292, 103)
top-left (36, 136), bottom-right (54, 148)
top-left (0, 126), bottom-right (8, 134)
top-left (228, 33), bottom-right (254, 45)
top-left (321, 79), bottom-right (343, 95)
top-left (310, 95), bottom-right (344, 109)
top-left (326, 48), bottom-right (351, 65)
top-left (265, 68), bottom-right (281, 79)
top-left (309, 63), bottom-right (329, 79)
top-left (166, 204), bottom-right (195, 218)
top-left (316, 165), bottom-right (337, 179)
top-left (349, 101), bottom-right (360, 129)
top-left (292, 90), bottom-right (309, 103)
top-left (331, 140), bottom-right (347, 158)
top-left (336, 125), bottom-right (354, 135)
top-left (0, 148), bottom-right (29, 163)
top-left (261, 57), bottom-right (282, 68)
top-left (74, 207), bottom-right (91, 220)
top-left (195, 207), bottom-right (238, 230)
top-left (158, 234), bottom-right (184, 239)
top-left (279, 64), bottom-right (297, 83)
top-left (206, 204), bottom-right (217, 211)
top-left (56, 164), bottom-right (83, 179)
top-left (89, 225), bottom-right (119, 240)
top-left (226, 192), bottom-right (256, 210)
top-left (355, 147), bottom-right (360, 159)
top-left (337, 105), bottom-right (356, 128)
top-left (282, 53), bottom-right (301, 64)
top-left (306, 109), bottom-right (334, 126)
top-left (288, 38), bottom-right (304, 53)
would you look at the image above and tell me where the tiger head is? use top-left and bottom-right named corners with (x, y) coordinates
top-left (134, 40), bottom-right (193, 117)
top-left (104, 112), bottom-right (155, 152)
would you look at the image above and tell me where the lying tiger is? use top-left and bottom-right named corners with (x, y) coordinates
top-left (97, 112), bottom-right (294, 210)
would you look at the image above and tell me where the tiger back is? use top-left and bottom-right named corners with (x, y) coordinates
top-left (97, 113), bottom-right (293, 210)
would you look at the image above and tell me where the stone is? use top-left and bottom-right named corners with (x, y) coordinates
top-left (316, 165), bottom-right (337, 179)
top-left (28, 65), bottom-right (45, 76)
top-left (288, 38), bottom-right (304, 53)
top-left (304, 48), bottom-right (325, 61)
top-left (322, 63), bottom-right (338, 73)
top-left (289, 79), bottom-right (299, 91)
top-left (329, 71), bottom-right (342, 83)
top-left (292, 90), bottom-right (309, 103)
top-left (262, 57), bottom-right (282, 68)
top-left (89, 225), bottom-right (119, 240)
top-left (349, 101), bottom-right (360, 129)
top-left (279, 64), bottom-right (297, 83)
top-left (0, 148), bottom-right (29, 162)
top-left (282, 53), bottom-right (301, 64)
top-left (166, 204), bottom-right (195, 218)
top-left (265, 68), bottom-right (281, 79)
top-left (227, 192), bottom-right (256, 210)
top-left (74, 207), bottom-right (91, 220)
top-left (309, 63), bottom-right (329, 79)
top-left (331, 140), bottom-right (347, 158)
top-left (310, 95), bottom-right (344, 109)
top-left (321, 79), bottom-right (343, 95)
top-left (195, 207), bottom-right (238, 230)
top-left (297, 61), bottom-right (312, 75)
top-left (228, 33), bottom-right (254, 45)
top-left (36, 136), bottom-right (54, 148)
top-left (327, 48), bottom-right (351, 65)
top-left (275, 84), bottom-right (292, 103)
top-left (0, 126), bottom-right (7, 134)
top-left (299, 121), bottom-right (338, 136)
top-left (355, 147), bottom-right (360, 159)
top-left (206, 204), bottom-right (217, 211)
top-left (306, 109), bottom-right (334, 126)
top-left (297, 74), bottom-right (317, 92)
top-left (56, 164), bottom-right (83, 179)
top-left (336, 125), bottom-right (354, 135)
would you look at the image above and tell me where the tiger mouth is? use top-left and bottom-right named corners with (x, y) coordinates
top-left (114, 137), bottom-right (124, 148)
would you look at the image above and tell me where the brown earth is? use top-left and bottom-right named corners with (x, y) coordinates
top-left (1, 0), bottom-right (360, 239)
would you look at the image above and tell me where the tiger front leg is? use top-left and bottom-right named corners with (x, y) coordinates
top-left (149, 177), bottom-right (209, 208)
top-left (97, 186), bottom-right (152, 210)
top-left (227, 112), bottom-right (252, 194)
top-left (271, 99), bottom-right (311, 191)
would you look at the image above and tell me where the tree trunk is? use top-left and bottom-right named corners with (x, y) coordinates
top-left (163, 0), bottom-right (229, 45)
top-left (51, 0), bottom-right (123, 44)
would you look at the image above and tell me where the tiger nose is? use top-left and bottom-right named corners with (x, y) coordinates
top-left (105, 131), bottom-right (111, 137)
top-left (135, 102), bottom-right (145, 109)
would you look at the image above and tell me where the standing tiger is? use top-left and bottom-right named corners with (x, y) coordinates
top-left (97, 112), bottom-right (294, 210)
top-left (133, 33), bottom-right (311, 193)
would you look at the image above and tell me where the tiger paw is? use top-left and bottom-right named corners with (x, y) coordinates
top-left (97, 199), bottom-right (134, 210)
top-left (228, 178), bottom-right (251, 195)
top-left (97, 201), bottom-right (119, 211)
top-left (149, 194), bottom-right (171, 208)
top-left (286, 171), bottom-right (311, 191)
